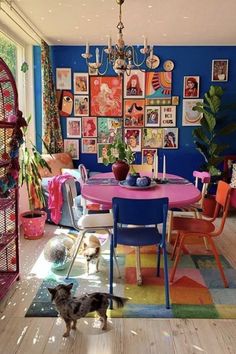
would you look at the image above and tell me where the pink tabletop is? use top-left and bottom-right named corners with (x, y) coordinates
top-left (82, 172), bottom-right (201, 209)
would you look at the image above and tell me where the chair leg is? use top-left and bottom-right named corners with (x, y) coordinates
top-left (109, 234), bottom-right (114, 309)
top-left (65, 230), bottom-right (86, 279)
top-left (171, 231), bottom-right (180, 261)
top-left (207, 236), bottom-right (229, 288)
top-left (167, 211), bottom-right (173, 243)
top-left (197, 211), bottom-right (209, 250)
top-left (170, 234), bottom-right (185, 283)
top-left (157, 245), bottom-right (161, 277)
top-left (113, 248), bottom-right (121, 278)
top-left (162, 243), bottom-right (170, 309)
top-left (135, 246), bottom-right (142, 285)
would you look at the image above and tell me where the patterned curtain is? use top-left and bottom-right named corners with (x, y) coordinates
top-left (41, 39), bottom-right (63, 153)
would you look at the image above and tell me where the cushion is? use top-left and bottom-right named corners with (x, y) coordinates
top-left (39, 153), bottom-right (74, 177)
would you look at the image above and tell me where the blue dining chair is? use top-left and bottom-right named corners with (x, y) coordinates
top-left (110, 197), bottom-right (170, 309)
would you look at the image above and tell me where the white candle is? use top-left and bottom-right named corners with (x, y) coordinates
top-left (163, 155), bottom-right (166, 180)
top-left (85, 42), bottom-right (89, 54)
top-left (150, 45), bottom-right (153, 60)
top-left (156, 154), bottom-right (158, 178)
top-left (143, 36), bottom-right (147, 50)
top-left (96, 48), bottom-right (100, 63)
top-left (108, 36), bottom-right (112, 49)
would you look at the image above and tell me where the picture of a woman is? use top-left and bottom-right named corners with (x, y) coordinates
top-left (82, 117), bottom-right (97, 137)
top-left (184, 76), bottom-right (199, 98)
top-left (124, 70), bottom-right (145, 98)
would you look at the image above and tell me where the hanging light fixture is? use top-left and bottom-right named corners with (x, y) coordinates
top-left (82, 0), bottom-right (156, 76)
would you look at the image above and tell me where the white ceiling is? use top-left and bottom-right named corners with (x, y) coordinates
top-left (3, 0), bottom-right (236, 46)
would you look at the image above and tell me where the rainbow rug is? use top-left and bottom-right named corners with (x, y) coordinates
top-left (25, 241), bottom-right (236, 319)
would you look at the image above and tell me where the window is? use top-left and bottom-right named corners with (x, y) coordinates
top-left (0, 32), bottom-right (17, 78)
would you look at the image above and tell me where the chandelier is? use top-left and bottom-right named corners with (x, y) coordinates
top-left (82, 0), bottom-right (155, 76)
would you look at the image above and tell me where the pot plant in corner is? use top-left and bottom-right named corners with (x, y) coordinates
top-left (19, 115), bottom-right (52, 239)
top-left (102, 137), bottom-right (135, 181)
top-left (192, 85), bottom-right (236, 216)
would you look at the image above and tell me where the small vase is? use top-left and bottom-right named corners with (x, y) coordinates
top-left (112, 160), bottom-right (130, 181)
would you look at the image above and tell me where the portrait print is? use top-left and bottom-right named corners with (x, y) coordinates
top-left (145, 106), bottom-right (161, 127)
top-left (74, 73), bottom-right (89, 94)
top-left (74, 95), bottom-right (89, 116)
top-left (56, 68), bottom-right (71, 90)
top-left (82, 117), bottom-right (97, 137)
top-left (64, 139), bottom-right (79, 159)
top-left (67, 117), bottom-right (81, 138)
top-left (183, 76), bottom-right (200, 98)
top-left (124, 70), bottom-right (145, 99)
top-left (124, 128), bottom-right (142, 152)
top-left (212, 60), bottom-right (228, 82)
top-left (124, 99), bottom-right (145, 127)
top-left (142, 149), bottom-right (157, 165)
top-left (97, 143), bottom-right (112, 163)
top-left (163, 128), bottom-right (178, 149)
top-left (58, 90), bottom-right (73, 117)
top-left (82, 138), bottom-right (97, 154)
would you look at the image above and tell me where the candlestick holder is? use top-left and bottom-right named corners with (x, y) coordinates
top-left (153, 178), bottom-right (168, 184)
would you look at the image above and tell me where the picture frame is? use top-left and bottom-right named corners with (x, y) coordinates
top-left (90, 76), bottom-right (123, 116)
top-left (183, 76), bottom-right (200, 98)
top-left (73, 73), bottom-right (89, 94)
top-left (124, 99), bottom-right (145, 127)
top-left (97, 117), bottom-right (123, 143)
top-left (82, 138), bottom-right (97, 154)
top-left (182, 99), bottom-right (203, 126)
top-left (124, 70), bottom-right (145, 98)
top-left (160, 106), bottom-right (176, 127)
top-left (211, 59), bottom-right (229, 82)
top-left (56, 68), bottom-right (71, 90)
top-left (82, 117), bottom-right (97, 137)
top-left (145, 106), bottom-right (161, 127)
top-left (163, 128), bottom-right (178, 149)
top-left (142, 148), bottom-right (157, 165)
top-left (67, 117), bottom-right (81, 138)
top-left (74, 95), bottom-right (89, 116)
top-left (145, 72), bottom-right (172, 100)
top-left (97, 143), bottom-right (112, 163)
top-left (124, 128), bottom-right (142, 152)
top-left (88, 63), bottom-right (99, 76)
top-left (142, 128), bottom-right (163, 149)
top-left (63, 139), bottom-right (79, 159)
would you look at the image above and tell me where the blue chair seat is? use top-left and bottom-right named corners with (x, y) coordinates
top-left (115, 227), bottom-right (162, 246)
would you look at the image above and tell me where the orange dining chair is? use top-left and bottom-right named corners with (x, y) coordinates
top-left (170, 180), bottom-right (232, 288)
top-left (167, 170), bottom-right (211, 244)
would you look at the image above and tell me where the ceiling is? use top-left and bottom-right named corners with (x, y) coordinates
top-left (2, 0), bottom-right (236, 46)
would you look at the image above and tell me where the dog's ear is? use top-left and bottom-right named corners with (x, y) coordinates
top-left (95, 246), bottom-right (100, 255)
top-left (83, 242), bottom-right (87, 249)
top-left (66, 283), bottom-right (73, 291)
top-left (48, 287), bottom-right (56, 301)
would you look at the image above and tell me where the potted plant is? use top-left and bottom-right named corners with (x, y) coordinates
top-left (192, 85), bottom-right (236, 215)
top-left (102, 137), bottom-right (135, 181)
top-left (19, 115), bottom-right (52, 239)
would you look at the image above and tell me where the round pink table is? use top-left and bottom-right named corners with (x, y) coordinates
top-left (82, 172), bottom-right (201, 209)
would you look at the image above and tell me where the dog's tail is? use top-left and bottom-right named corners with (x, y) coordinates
top-left (106, 294), bottom-right (129, 308)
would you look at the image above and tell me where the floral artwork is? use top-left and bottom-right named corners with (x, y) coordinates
top-left (82, 117), bottom-right (97, 137)
top-left (124, 128), bottom-right (142, 152)
top-left (74, 95), bottom-right (89, 116)
top-left (67, 117), bottom-right (81, 138)
top-left (145, 72), bottom-right (172, 100)
top-left (142, 149), bottom-right (157, 165)
top-left (82, 138), bottom-right (97, 153)
top-left (56, 68), bottom-right (71, 90)
top-left (183, 76), bottom-right (200, 98)
top-left (182, 99), bottom-right (203, 126)
top-left (212, 60), bottom-right (228, 82)
top-left (163, 128), bottom-right (178, 149)
top-left (124, 70), bottom-right (145, 98)
top-left (90, 76), bottom-right (123, 116)
top-left (145, 106), bottom-right (161, 127)
top-left (97, 117), bottom-right (123, 143)
top-left (143, 128), bottom-right (163, 148)
top-left (64, 139), bottom-right (79, 159)
top-left (160, 106), bottom-right (176, 127)
top-left (124, 99), bottom-right (145, 127)
top-left (74, 73), bottom-right (89, 94)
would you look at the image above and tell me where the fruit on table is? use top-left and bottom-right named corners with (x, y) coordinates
top-left (136, 176), bottom-right (151, 187)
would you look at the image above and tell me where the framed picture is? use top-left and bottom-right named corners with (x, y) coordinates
top-left (74, 95), bottom-right (89, 116)
top-left (182, 99), bottom-right (203, 126)
top-left (97, 117), bottom-right (123, 143)
top-left (145, 72), bottom-right (172, 100)
top-left (124, 99), bottom-right (145, 127)
top-left (212, 59), bottom-right (228, 82)
top-left (56, 68), bottom-right (71, 90)
top-left (163, 128), bottom-right (178, 149)
top-left (142, 149), bottom-right (157, 165)
top-left (58, 90), bottom-right (73, 117)
top-left (143, 128), bottom-right (163, 149)
top-left (67, 117), bottom-right (81, 138)
top-left (160, 106), bottom-right (176, 127)
top-left (124, 128), bottom-right (142, 152)
top-left (90, 76), bottom-right (123, 116)
top-left (88, 63), bottom-right (99, 76)
top-left (64, 139), bottom-right (79, 159)
top-left (97, 143), bottom-right (112, 163)
top-left (82, 138), bottom-right (97, 153)
top-left (145, 106), bottom-right (161, 127)
top-left (73, 73), bottom-right (89, 94)
top-left (82, 117), bottom-right (97, 137)
top-left (183, 76), bottom-right (200, 98)
top-left (124, 70), bottom-right (145, 98)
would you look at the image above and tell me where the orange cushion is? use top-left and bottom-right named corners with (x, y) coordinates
top-left (38, 153), bottom-right (74, 177)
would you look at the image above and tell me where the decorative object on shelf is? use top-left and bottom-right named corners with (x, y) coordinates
top-left (81, 0), bottom-right (155, 75)
top-left (163, 60), bottom-right (174, 72)
top-left (102, 137), bottom-right (135, 181)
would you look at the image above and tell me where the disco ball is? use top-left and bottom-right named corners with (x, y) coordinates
top-left (44, 236), bottom-right (75, 271)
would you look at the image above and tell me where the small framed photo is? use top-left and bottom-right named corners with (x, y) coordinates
top-left (56, 68), bottom-right (71, 90)
top-left (64, 139), bottom-right (79, 159)
top-left (182, 99), bottom-right (203, 126)
top-left (82, 117), bottom-right (97, 137)
top-left (183, 76), bottom-right (200, 98)
top-left (124, 99), bottom-right (145, 127)
top-left (97, 143), bottom-right (112, 163)
top-left (74, 95), bottom-right (89, 116)
top-left (88, 63), bottom-right (99, 76)
top-left (212, 59), bottom-right (228, 82)
top-left (124, 70), bottom-right (145, 98)
top-left (82, 138), bottom-right (97, 153)
top-left (143, 128), bottom-right (163, 148)
top-left (142, 149), bottom-right (157, 165)
top-left (67, 117), bottom-right (81, 138)
top-left (74, 73), bottom-right (89, 94)
top-left (163, 128), bottom-right (178, 149)
top-left (124, 128), bottom-right (142, 152)
top-left (97, 117), bottom-right (123, 143)
top-left (160, 106), bottom-right (176, 127)
top-left (145, 106), bottom-right (161, 127)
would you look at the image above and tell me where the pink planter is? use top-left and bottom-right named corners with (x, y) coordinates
top-left (20, 210), bottom-right (47, 239)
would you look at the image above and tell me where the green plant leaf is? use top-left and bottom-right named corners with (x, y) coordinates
top-left (192, 127), bottom-right (210, 145)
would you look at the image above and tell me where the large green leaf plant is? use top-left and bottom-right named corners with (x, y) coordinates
top-left (192, 85), bottom-right (236, 178)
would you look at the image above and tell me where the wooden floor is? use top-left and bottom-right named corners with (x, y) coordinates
top-left (0, 212), bottom-right (236, 354)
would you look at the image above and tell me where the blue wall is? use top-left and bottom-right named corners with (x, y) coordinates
top-left (35, 45), bottom-right (236, 181)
